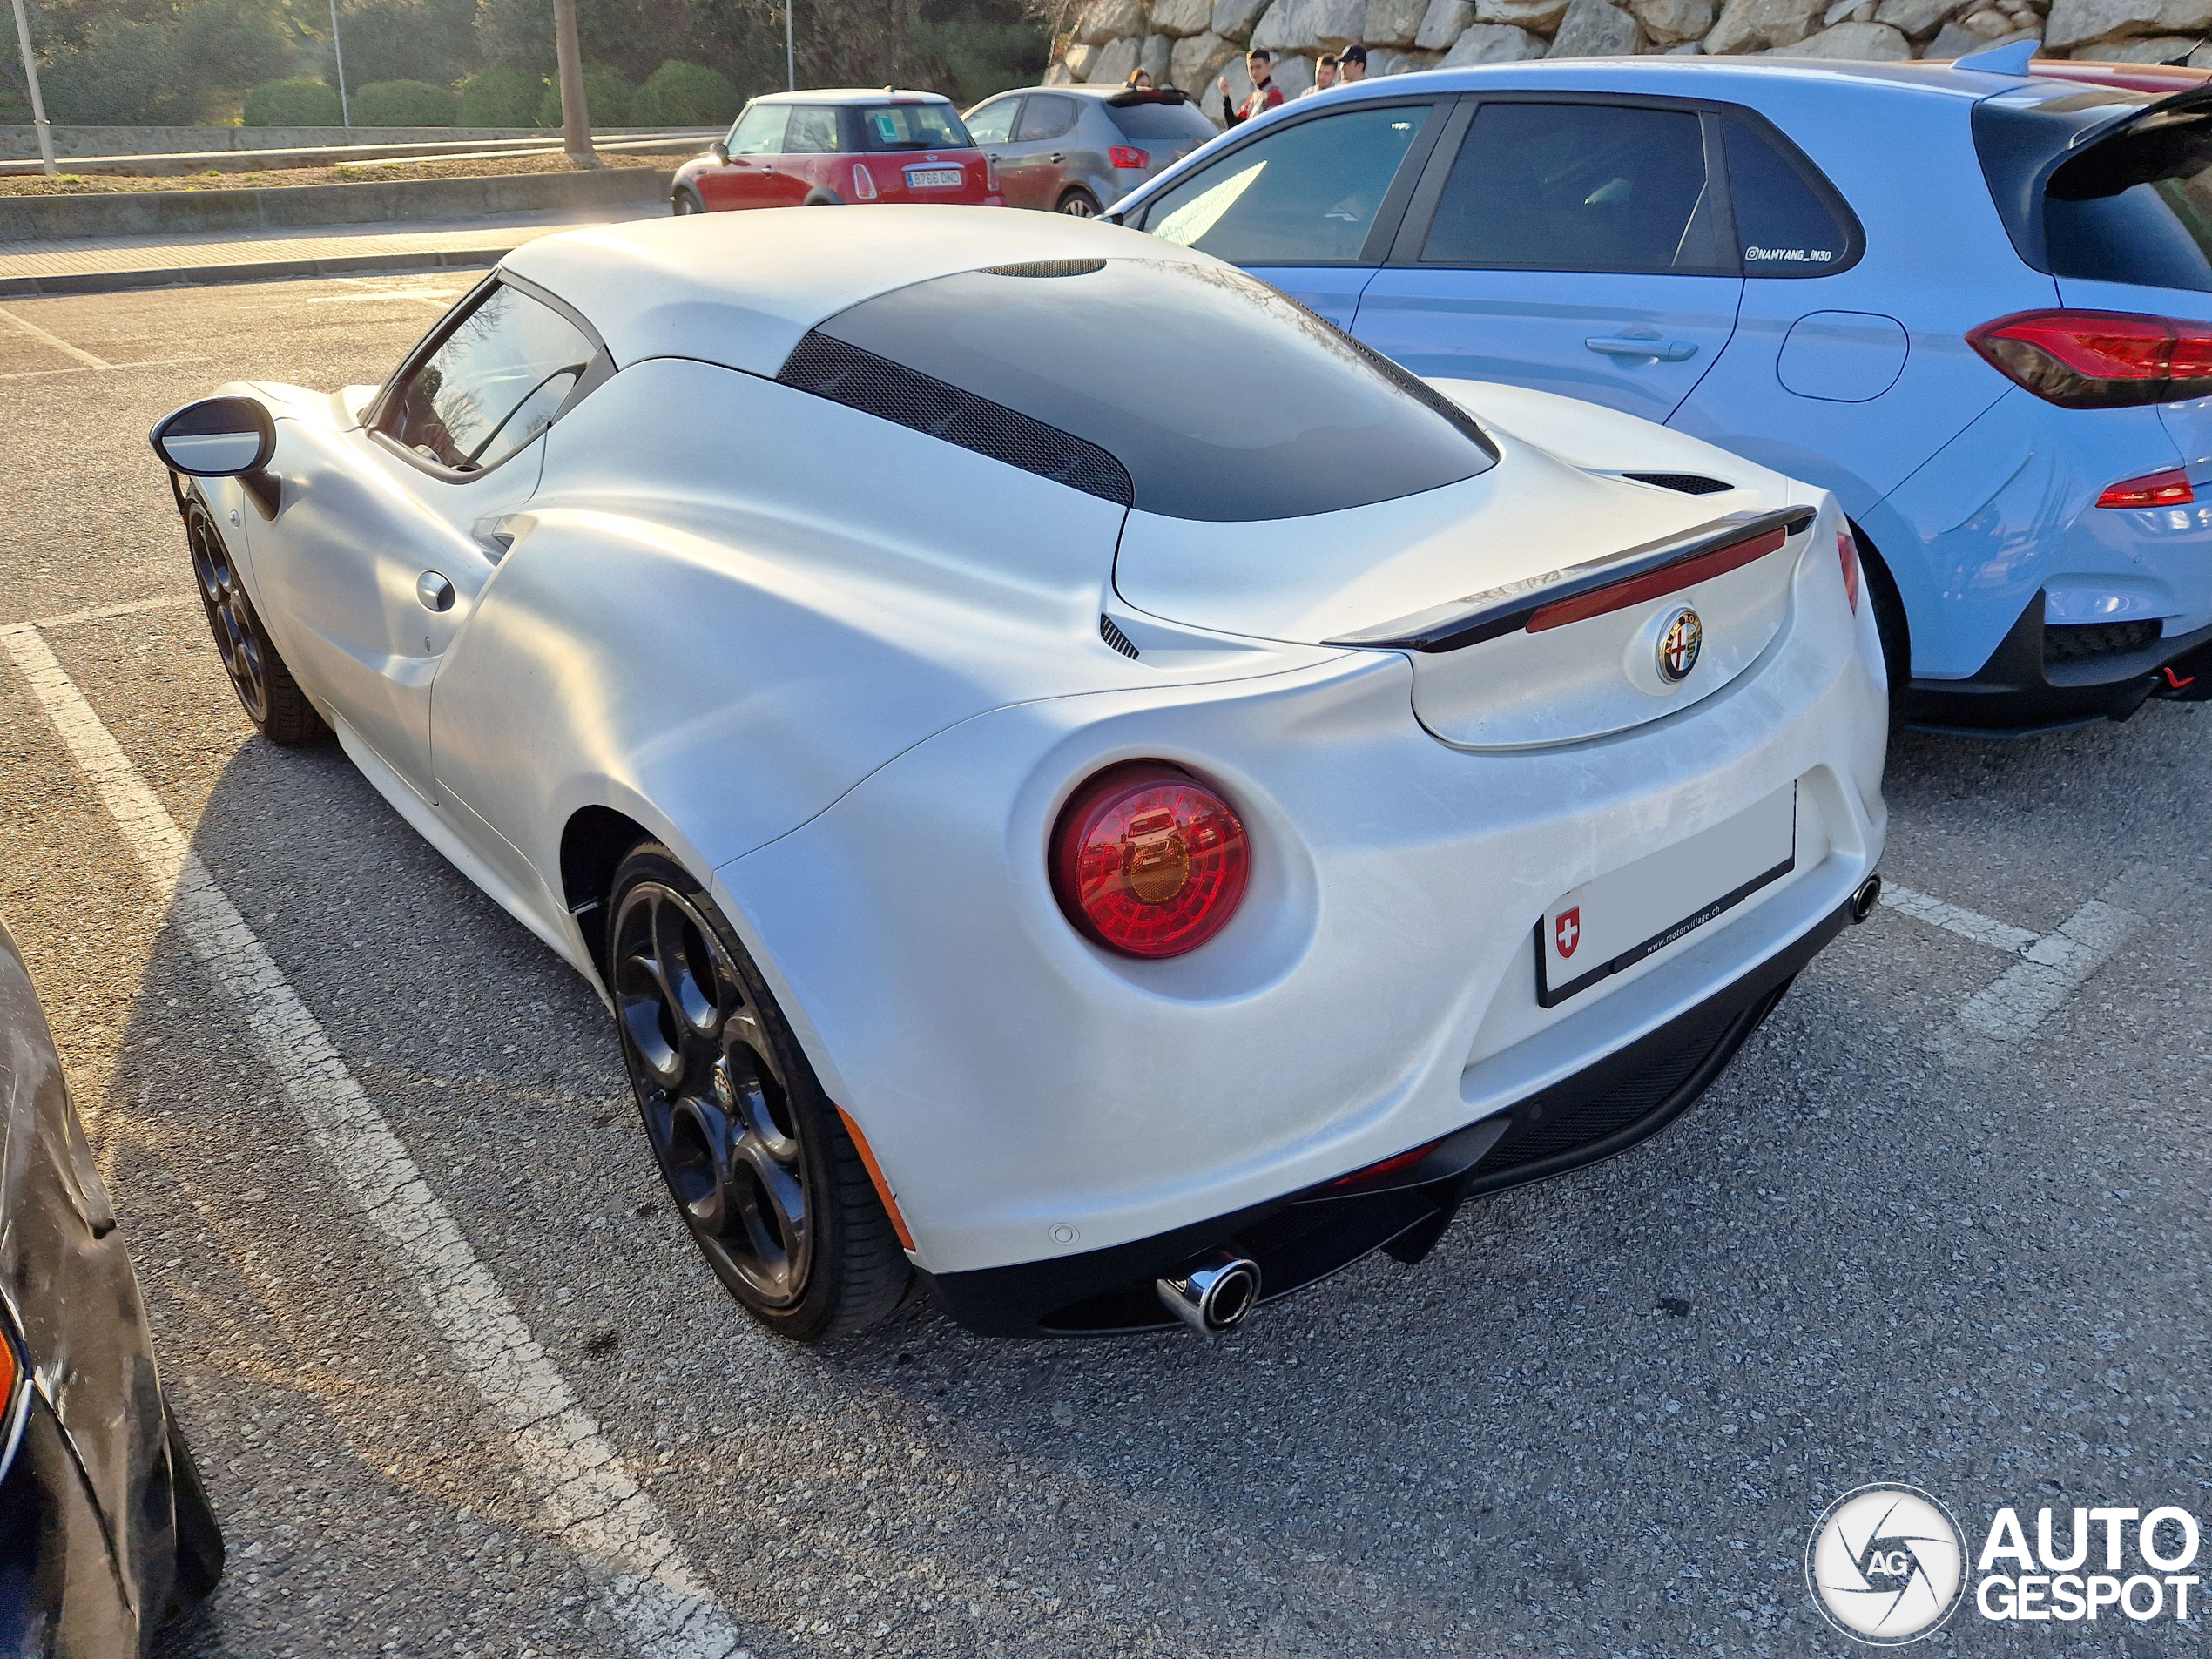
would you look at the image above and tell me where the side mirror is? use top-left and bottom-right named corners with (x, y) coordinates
top-left (150, 395), bottom-right (274, 477)
top-left (711, 138), bottom-right (730, 162)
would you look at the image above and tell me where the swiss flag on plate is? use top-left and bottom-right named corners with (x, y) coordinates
top-left (1554, 907), bottom-right (1581, 960)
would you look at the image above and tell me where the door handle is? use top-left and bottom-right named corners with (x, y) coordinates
top-left (1049, 152), bottom-right (1064, 164)
top-left (416, 571), bottom-right (455, 612)
top-left (1586, 335), bottom-right (1699, 361)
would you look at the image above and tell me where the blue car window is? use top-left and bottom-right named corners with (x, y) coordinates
top-left (2045, 107), bottom-right (2212, 294)
top-left (1139, 104), bottom-right (1433, 265)
top-left (1422, 101), bottom-right (1723, 275)
top-left (1723, 114), bottom-right (1857, 278)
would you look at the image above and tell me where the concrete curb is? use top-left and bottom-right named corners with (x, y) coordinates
top-left (0, 244), bottom-right (511, 299)
top-left (0, 167), bottom-right (672, 240)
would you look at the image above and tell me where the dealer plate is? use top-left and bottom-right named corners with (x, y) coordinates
top-left (1536, 783), bottom-right (1797, 1008)
top-left (906, 167), bottom-right (965, 189)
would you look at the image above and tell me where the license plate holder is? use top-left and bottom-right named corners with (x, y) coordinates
top-left (1536, 784), bottom-right (1797, 1009)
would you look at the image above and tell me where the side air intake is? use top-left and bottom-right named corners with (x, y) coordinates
top-left (776, 330), bottom-right (1135, 506)
top-left (1622, 472), bottom-right (1734, 496)
top-left (1099, 614), bottom-right (1140, 658)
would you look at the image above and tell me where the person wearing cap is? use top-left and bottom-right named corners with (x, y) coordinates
top-left (1218, 48), bottom-right (1285, 125)
top-left (1298, 53), bottom-right (1340, 97)
top-left (1339, 42), bottom-right (1367, 79)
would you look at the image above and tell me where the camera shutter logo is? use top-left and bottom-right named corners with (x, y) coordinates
top-left (1807, 1485), bottom-right (1968, 1644)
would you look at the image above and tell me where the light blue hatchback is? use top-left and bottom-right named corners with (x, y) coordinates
top-left (1105, 50), bottom-right (2212, 737)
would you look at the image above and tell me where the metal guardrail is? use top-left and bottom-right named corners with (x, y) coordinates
top-left (0, 130), bottom-right (719, 179)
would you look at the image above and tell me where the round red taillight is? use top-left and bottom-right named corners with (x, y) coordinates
top-left (1049, 763), bottom-right (1250, 959)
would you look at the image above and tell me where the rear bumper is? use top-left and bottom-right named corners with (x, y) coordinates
top-left (1900, 588), bottom-right (2212, 738)
top-left (921, 889), bottom-right (1860, 1339)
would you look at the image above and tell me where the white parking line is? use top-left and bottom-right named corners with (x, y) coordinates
top-left (1955, 900), bottom-right (2140, 1042)
top-left (1881, 882), bottom-right (2140, 1041)
top-left (0, 623), bottom-right (752, 1659)
top-left (0, 356), bottom-right (209, 382)
top-left (1879, 883), bottom-right (2040, 954)
top-left (24, 592), bottom-right (197, 631)
top-left (0, 303), bottom-right (108, 368)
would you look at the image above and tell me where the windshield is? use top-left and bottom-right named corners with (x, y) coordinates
top-left (852, 102), bottom-right (973, 151)
top-left (792, 258), bottom-right (1495, 521)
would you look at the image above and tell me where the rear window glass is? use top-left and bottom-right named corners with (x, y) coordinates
top-left (796, 258), bottom-right (1495, 521)
top-left (2044, 104), bottom-right (2212, 293)
top-left (1139, 104), bottom-right (1433, 264)
top-left (853, 102), bottom-right (972, 151)
top-left (1108, 98), bottom-right (1217, 141)
top-left (1423, 101), bottom-right (1723, 273)
top-left (1723, 114), bottom-right (1856, 276)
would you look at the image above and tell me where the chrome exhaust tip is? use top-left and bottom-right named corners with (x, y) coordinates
top-left (1849, 874), bottom-right (1883, 924)
top-left (1155, 1250), bottom-right (1261, 1336)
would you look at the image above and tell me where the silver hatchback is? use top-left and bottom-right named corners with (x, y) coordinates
top-left (962, 84), bottom-right (1218, 217)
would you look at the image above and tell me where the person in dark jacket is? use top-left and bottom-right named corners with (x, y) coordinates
top-left (1218, 49), bottom-right (1285, 126)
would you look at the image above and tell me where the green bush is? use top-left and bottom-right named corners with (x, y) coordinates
top-left (350, 78), bottom-right (456, 125)
top-left (536, 64), bottom-right (630, 129)
top-left (243, 78), bottom-right (346, 126)
top-left (455, 64), bottom-right (544, 127)
top-left (630, 61), bottom-right (739, 127)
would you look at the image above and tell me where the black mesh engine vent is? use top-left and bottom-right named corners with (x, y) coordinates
top-left (1099, 614), bottom-right (1139, 658)
top-left (1623, 472), bottom-right (1734, 496)
top-left (982, 259), bottom-right (1106, 278)
top-left (776, 330), bottom-right (1135, 506)
top-left (2046, 619), bottom-right (2162, 661)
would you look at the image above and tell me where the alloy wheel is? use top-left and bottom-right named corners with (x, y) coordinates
top-left (188, 507), bottom-right (267, 725)
top-left (611, 880), bottom-right (811, 1306)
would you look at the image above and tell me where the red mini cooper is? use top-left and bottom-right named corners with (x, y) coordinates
top-left (671, 89), bottom-right (1003, 214)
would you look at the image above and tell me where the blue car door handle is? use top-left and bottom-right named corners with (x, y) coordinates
top-left (1586, 335), bottom-right (1699, 362)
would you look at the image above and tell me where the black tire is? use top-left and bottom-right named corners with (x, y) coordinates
top-left (671, 186), bottom-right (705, 215)
top-left (1056, 186), bottom-right (1102, 217)
top-left (1851, 522), bottom-right (1912, 711)
top-left (165, 1406), bottom-right (224, 1606)
top-left (607, 842), bottom-right (910, 1341)
top-left (184, 494), bottom-right (325, 745)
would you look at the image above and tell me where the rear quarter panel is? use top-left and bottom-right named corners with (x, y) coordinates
top-left (425, 357), bottom-right (1329, 934)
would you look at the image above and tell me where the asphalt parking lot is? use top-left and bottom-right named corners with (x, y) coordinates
top-left (3, 273), bottom-right (2209, 1658)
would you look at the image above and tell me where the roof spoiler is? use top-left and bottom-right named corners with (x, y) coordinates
top-left (2047, 78), bottom-right (2212, 199)
top-left (1106, 86), bottom-right (1190, 106)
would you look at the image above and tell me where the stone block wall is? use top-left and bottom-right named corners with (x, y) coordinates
top-left (1043, 0), bottom-right (2208, 119)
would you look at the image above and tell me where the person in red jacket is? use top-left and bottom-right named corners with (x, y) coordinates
top-left (1218, 49), bottom-right (1285, 127)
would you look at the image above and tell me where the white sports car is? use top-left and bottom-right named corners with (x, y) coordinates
top-left (151, 207), bottom-right (1887, 1341)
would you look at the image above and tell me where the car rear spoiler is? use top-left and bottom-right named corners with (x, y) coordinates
top-left (1325, 505), bottom-right (1817, 654)
top-left (1106, 87), bottom-right (1190, 106)
top-left (2047, 81), bottom-right (2212, 199)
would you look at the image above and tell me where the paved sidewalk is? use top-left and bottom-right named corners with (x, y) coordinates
top-left (0, 208), bottom-right (645, 296)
